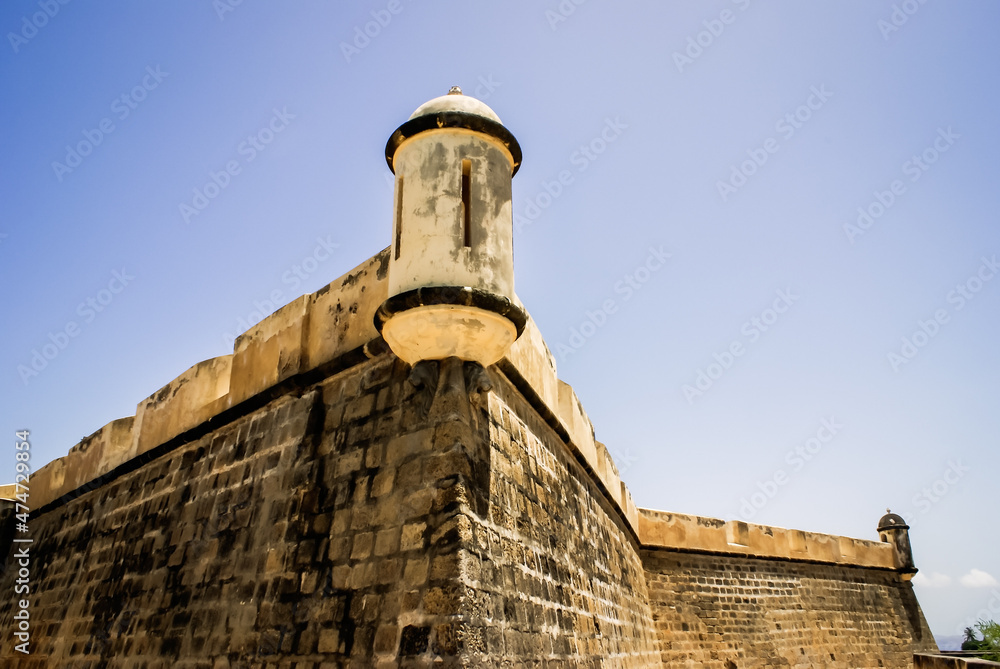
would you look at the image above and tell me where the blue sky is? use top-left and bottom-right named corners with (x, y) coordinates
top-left (2, 1), bottom-right (998, 642)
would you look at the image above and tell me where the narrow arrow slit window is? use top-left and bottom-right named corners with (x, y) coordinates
top-left (394, 175), bottom-right (403, 260)
top-left (461, 160), bottom-right (472, 248)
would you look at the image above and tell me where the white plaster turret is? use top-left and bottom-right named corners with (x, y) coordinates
top-left (375, 87), bottom-right (526, 365)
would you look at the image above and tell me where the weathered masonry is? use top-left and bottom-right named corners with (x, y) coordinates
top-left (0, 89), bottom-right (952, 667)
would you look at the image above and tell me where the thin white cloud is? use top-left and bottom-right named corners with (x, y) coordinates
top-left (913, 572), bottom-right (952, 588)
top-left (960, 569), bottom-right (999, 588)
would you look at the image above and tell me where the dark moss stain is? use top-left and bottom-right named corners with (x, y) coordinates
top-left (153, 376), bottom-right (188, 404)
top-left (418, 193), bottom-right (439, 219)
top-left (399, 625), bottom-right (430, 655)
top-left (418, 142), bottom-right (449, 181)
top-left (697, 517), bottom-right (727, 529)
top-left (375, 248), bottom-right (390, 279)
top-left (482, 150), bottom-right (511, 220)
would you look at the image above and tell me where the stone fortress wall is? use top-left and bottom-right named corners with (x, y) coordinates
top-left (0, 249), bottom-right (943, 666)
top-left (13, 249), bottom-right (905, 574)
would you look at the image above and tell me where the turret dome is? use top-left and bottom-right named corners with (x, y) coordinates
top-left (877, 510), bottom-right (909, 532)
top-left (385, 87), bottom-right (521, 175)
top-left (408, 86), bottom-right (503, 124)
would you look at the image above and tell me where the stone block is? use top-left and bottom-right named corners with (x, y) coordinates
top-left (317, 628), bottom-right (341, 654)
top-left (304, 249), bottom-right (389, 371)
top-left (400, 522), bottom-right (426, 552)
top-left (132, 356), bottom-right (232, 458)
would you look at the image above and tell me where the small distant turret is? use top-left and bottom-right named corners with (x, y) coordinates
top-left (878, 509), bottom-right (917, 578)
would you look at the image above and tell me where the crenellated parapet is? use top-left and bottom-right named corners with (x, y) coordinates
top-left (639, 508), bottom-right (897, 568)
top-left (23, 245), bottom-right (903, 575)
top-left (27, 248), bottom-right (390, 512)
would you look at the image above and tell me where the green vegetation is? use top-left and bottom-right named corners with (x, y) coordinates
top-left (962, 620), bottom-right (1000, 661)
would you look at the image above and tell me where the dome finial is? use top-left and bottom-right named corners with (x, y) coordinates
top-left (448, 86), bottom-right (463, 95)
top-left (877, 510), bottom-right (908, 531)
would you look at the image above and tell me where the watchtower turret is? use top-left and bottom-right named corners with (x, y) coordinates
top-left (375, 87), bottom-right (526, 366)
top-left (878, 509), bottom-right (917, 578)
